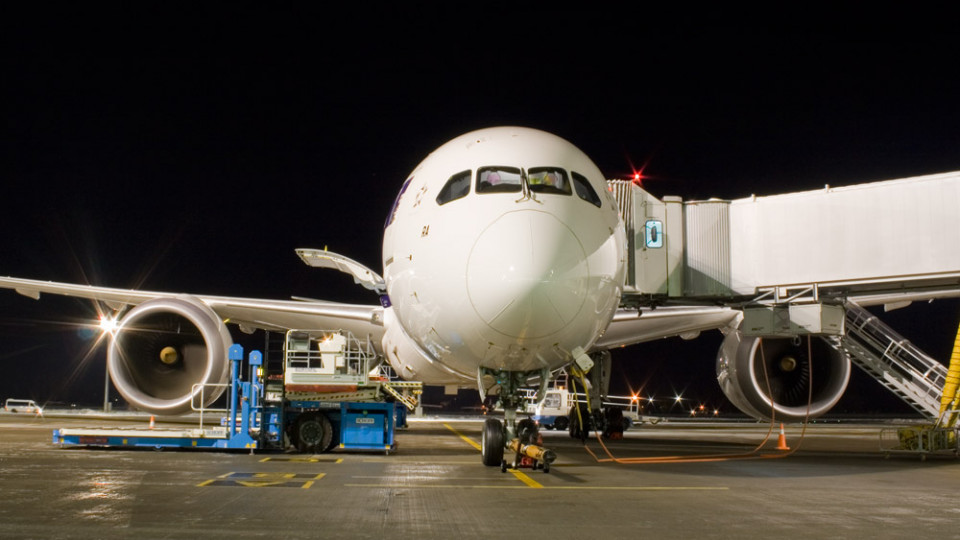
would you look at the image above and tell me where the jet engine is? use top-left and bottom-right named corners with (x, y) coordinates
top-left (716, 330), bottom-right (850, 422)
top-left (107, 296), bottom-right (232, 415)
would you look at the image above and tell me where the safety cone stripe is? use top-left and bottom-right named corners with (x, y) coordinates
top-left (776, 423), bottom-right (790, 451)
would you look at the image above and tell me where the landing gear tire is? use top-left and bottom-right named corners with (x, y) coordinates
top-left (295, 412), bottom-right (333, 453)
top-left (603, 407), bottom-right (624, 439)
top-left (481, 418), bottom-right (505, 466)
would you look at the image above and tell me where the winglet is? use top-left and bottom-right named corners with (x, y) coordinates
top-left (295, 248), bottom-right (386, 294)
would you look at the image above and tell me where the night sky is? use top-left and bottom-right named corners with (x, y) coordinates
top-left (1, 10), bottom-right (959, 414)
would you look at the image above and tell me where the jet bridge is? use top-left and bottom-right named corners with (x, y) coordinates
top-left (611, 170), bottom-right (960, 305)
top-left (609, 171), bottom-right (960, 420)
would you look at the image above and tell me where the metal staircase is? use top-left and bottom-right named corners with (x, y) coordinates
top-left (380, 381), bottom-right (420, 411)
top-left (828, 301), bottom-right (945, 419)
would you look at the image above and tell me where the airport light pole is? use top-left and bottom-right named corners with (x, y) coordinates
top-left (98, 315), bottom-right (117, 412)
top-left (103, 363), bottom-right (110, 412)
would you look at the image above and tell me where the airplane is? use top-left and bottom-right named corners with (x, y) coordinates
top-left (1, 126), bottom-right (957, 468)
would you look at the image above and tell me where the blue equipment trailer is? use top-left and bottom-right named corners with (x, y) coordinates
top-left (54, 331), bottom-right (419, 453)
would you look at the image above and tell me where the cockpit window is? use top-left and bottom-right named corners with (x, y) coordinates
top-left (436, 170), bottom-right (471, 206)
top-left (477, 166), bottom-right (522, 193)
top-left (527, 167), bottom-right (571, 195)
top-left (571, 172), bottom-right (602, 207)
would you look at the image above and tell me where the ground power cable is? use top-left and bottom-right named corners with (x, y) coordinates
top-left (579, 336), bottom-right (814, 464)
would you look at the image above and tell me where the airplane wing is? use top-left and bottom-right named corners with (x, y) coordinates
top-left (816, 280), bottom-right (960, 309)
top-left (0, 276), bottom-right (384, 343)
top-left (594, 305), bottom-right (739, 350)
top-left (601, 279), bottom-right (960, 351)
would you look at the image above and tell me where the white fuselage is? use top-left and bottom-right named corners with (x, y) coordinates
top-left (381, 127), bottom-right (626, 383)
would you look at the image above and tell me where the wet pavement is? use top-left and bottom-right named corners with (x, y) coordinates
top-left (2, 414), bottom-right (960, 539)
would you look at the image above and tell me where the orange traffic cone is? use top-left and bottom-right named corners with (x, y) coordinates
top-left (776, 423), bottom-right (790, 451)
top-left (149, 415), bottom-right (155, 430)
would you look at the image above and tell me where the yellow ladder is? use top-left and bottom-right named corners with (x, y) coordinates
top-left (381, 382), bottom-right (420, 411)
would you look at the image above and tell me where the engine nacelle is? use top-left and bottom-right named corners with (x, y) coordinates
top-left (716, 330), bottom-right (850, 422)
top-left (107, 296), bottom-right (232, 415)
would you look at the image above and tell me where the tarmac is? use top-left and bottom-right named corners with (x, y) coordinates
top-left (2, 412), bottom-right (960, 539)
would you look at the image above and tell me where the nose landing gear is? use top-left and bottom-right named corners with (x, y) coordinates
top-left (482, 416), bottom-right (557, 473)
top-left (478, 367), bottom-right (556, 473)
top-left (506, 418), bottom-right (556, 472)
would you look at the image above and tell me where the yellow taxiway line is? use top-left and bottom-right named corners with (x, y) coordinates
top-left (444, 423), bottom-right (481, 451)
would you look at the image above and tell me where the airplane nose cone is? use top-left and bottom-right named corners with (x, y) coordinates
top-left (467, 210), bottom-right (589, 339)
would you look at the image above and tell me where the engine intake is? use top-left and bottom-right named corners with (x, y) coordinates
top-left (107, 296), bottom-right (232, 415)
top-left (716, 331), bottom-right (850, 422)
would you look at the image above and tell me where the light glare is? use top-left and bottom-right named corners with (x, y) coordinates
top-left (99, 315), bottom-right (118, 334)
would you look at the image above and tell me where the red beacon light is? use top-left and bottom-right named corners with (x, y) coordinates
top-left (632, 172), bottom-right (642, 186)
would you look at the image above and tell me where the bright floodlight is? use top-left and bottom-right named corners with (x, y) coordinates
top-left (99, 315), bottom-right (118, 334)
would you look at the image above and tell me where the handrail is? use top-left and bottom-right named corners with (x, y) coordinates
top-left (835, 301), bottom-right (946, 419)
top-left (191, 383), bottom-right (229, 430)
top-left (284, 329), bottom-right (378, 379)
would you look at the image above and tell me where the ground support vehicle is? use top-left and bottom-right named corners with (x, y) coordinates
top-left (53, 330), bottom-right (421, 453)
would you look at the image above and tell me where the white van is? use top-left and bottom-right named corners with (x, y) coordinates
top-left (3, 399), bottom-right (42, 415)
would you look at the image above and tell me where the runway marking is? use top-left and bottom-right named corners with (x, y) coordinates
top-left (259, 457), bottom-right (343, 464)
top-left (444, 423), bottom-right (548, 488)
top-left (197, 472), bottom-right (326, 488)
top-left (352, 475), bottom-right (500, 480)
top-left (507, 469), bottom-right (543, 488)
top-left (444, 423), bottom-right (481, 450)
top-left (361, 459), bottom-right (479, 464)
top-left (344, 483), bottom-right (728, 491)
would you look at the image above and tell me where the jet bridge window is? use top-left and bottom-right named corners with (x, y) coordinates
top-left (571, 172), bottom-right (602, 207)
top-left (477, 166), bottom-right (523, 194)
top-left (527, 167), bottom-right (571, 195)
top-left (644, 220), bottom-right (664, 248)
top-left (436, 170), bottom-right (472, 205)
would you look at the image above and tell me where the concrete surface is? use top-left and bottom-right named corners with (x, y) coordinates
top-left (1, 414), bottom-right (959, 539)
